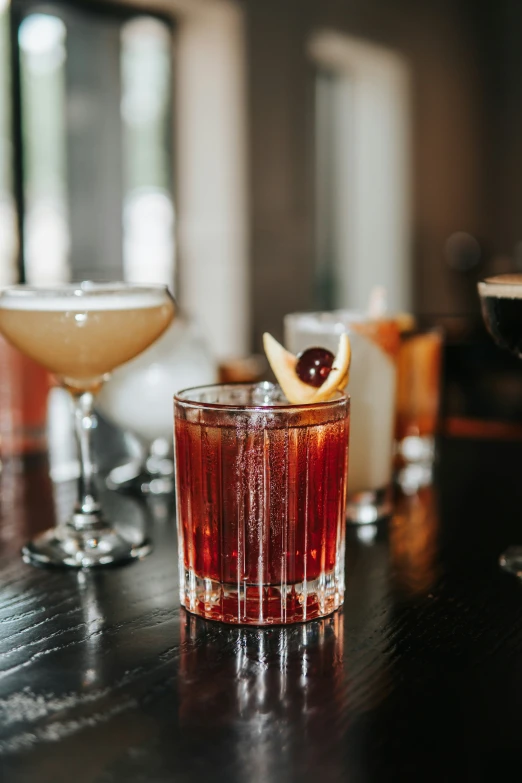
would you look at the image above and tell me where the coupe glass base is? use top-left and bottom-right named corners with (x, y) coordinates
top-left (346, 486), bottom-right (392, 525)
top-left (106, 463), bottom-right (174, 496)
top-left (499, 546), bottom-right (522, 578)
top-left (106, 443), bottom-right (174, 496)
top-left (22, 525), bottom-right (151, 568)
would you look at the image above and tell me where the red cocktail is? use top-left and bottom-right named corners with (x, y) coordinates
top-left (174, 383), bottom-right (349, 625)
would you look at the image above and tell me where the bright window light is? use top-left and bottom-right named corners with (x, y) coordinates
top-left (19, 14), bottom-right (66, 74)
top-left (121, 16), bottom-right (174, 286)
top-left (20, 12), bottom-right (69, 283)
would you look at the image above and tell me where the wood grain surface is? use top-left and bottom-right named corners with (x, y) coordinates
top-left (1, 439), bottom-right (522, 782)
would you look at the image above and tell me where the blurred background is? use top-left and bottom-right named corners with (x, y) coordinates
top-left (2, 0), bottom-right (522, 449)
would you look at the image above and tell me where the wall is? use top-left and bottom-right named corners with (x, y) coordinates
top-left (244, 0), bottom-right (487, 347)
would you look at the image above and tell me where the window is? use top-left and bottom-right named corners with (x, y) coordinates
top-left (311, 30), bottom-right (412, 313)
top-left (9, 0), bottom-right (174, 286)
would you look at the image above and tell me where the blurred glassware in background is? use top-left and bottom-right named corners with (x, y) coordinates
top-left (97, 317), bottom-right (217, 494)
top-left (0, 335), bottom-right (50, 459)
top-left (394, 326), bottom-right (443, 490)
top-left (47, 387), bottom-right (144, 485)
top-left (218, 354), bottom-right (267, 384)
top-left (285, 310), bottom-right (399, 525)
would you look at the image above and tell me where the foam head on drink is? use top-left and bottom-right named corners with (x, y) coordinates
top-left (479, 274), bottom-right (522, 358)
top-left (0, 290), bottom-right (175, 391)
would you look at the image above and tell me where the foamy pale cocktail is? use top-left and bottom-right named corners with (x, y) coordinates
top-left (0, 283), bottom-right (175, 568)
top-left (0, 289), bottom-right (174, 391)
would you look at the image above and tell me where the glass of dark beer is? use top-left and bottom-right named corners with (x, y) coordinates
top-left (479, 274), bottom-right (522, 575)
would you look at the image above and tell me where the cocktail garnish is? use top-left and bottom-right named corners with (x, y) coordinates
top-left (296, 347), bottom-right (335, 387)
top-left (263, 332), bottom-right (351, 404)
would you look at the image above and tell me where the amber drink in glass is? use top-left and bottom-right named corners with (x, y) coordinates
top-left (395, 327), bottom-right (443, 481)
top-left (174, 383), bottom-right (350, 625)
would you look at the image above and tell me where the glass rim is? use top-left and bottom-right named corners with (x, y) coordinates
top-left (478, 274), bottom-right (522, 286)
top-left (0, 281), bottom-right (172, 299)
top-left (478, 275), bottom-right (522, 298)
top-left (399, 323), bottom-right (444, 338)
top-left (174, 382), bottom-right (350, 412)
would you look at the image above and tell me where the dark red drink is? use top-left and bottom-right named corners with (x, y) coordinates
top-left (174, 383), bottom-right (349, 625)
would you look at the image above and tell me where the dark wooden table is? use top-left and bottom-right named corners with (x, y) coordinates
top-left (2, 437), bottom-right (522, 782)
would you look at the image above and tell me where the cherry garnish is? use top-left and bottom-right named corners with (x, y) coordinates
top-left (295, 347), bottom-right (335, 388)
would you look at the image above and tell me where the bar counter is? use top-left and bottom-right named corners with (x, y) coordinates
top-left (1, 435), bottom-right (522, 782)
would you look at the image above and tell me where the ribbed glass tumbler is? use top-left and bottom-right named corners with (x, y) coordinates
top-left (174, 383), bottom-right (350, 625)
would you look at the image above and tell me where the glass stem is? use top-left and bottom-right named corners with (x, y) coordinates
top-left (71, 391), bottom-right (103, 531)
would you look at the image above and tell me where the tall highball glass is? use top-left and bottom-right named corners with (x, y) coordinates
top-left (0, 282), bottom-right (175, 568)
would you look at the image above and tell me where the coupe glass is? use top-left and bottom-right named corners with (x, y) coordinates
top-left (0, 282), bottom-right (175, 568)
top-left (478, 274), bottom-right (522, 576)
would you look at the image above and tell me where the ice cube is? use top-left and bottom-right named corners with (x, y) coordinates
top-left (251, 382), bottom-right (287, 406)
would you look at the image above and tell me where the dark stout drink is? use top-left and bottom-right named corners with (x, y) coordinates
top-left (479, 275), bottom-right (522, 356)
top-left (478, 273), bottom-right (522, 576)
